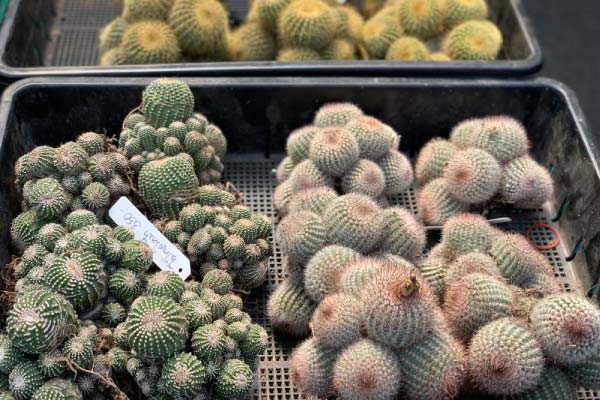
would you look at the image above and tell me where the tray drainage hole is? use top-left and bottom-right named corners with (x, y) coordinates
top-left (565, 237), bottom-right (584, 262)
top-left (525, 222), bottom-right (561, 250)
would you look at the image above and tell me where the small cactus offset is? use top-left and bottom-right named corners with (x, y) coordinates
top-left (290, 338), bottom-right (337, 398)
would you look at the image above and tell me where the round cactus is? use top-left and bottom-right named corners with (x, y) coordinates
top-left (15, 146), bottom-right (57, 183)
top-left (81, 182), bottom-right (111, 210)
top-left (290, 338), bottom-right (337, 397)
top-left (415, 138), bottom-right (457, 184)
top-left (126, 296), bottom-right (188, 360)
top-left (0, 335), bottom-right (26, 375)
top-left (341, 159), bottom-right (386, 198)
top-left (25, 178), bottom-right (69, 220)
top-left (444, 148), bottom-right (501, 204)
top-left (255, 0), bottom-right (294, 32)
top-left (169, 0), bottom-right (229, 58)
top-left (314, 103), bottom-right (363, 128)
top-left (31, 378), bottom-right (82, 400)
top-left (275, 156), bottom-right (295, 184)
top-left (360, 263), bottom-right (437, 349)
top-left (286, 126), bottom-right (318, 163)
top-left (239, 324), bottom-right (268, 360)
top-left (470, 115), bottom-right (529, 163)
top-left (489, 233), bottom-right (546, 286)
top-left (445, 273), bottom-right (514, 340)
top-left (443, 0), bottom-right (488, 28)
top-left (11, 210), bottom-right (48, 251)
top-left (361, 12), bottom-right (402, 59)
top-left (121, 21), bottom-right (182, 64)
top-left (122, 0), bottom-right (173, 22)
top-left (76, 132), bottom-right (106, 156)
top-left (214, 359), bottom-right (254, 398)
top-left (310, 293), bottom-right (363, 349)
top-left (304, 245), bottom-right (359, 302)
top-left (386, 36), bottom-right (430, 60)
top-left (183, 299), bottom-right (213, 331)
top-left (530, 293), bottom-right (600, 366)
top-left (159, 352), bottom-right (206, 398)
top-left (9, 361), bottom-right (45, 400)
top-left (444, 20), bottom-right (502, 60)
top-left (229, 22), bottom-right (277, 61)
top-left (444, 252), bottom-right (500, 285)
top-left (323, 193), bottom-right (383, 253)
top-left (378, 207), bottom-right (426, 260)
top-left (63, 336), bottom-right (94, 370)
top-left (397, 327), bottom-right (467, 400)
top-left (278, 0), bottom-right (337, 50)
top-left (267, 278), bottom-right (316, 337)
top-left (417, 178), bottom-right (468, 226)
top-left (276, 211), bottom-right (327, 264)
top-left (346, 116), bottom-right (394, 160)
top-left (277, 46), bottom-right (322, 61)
top-left (333, 338), bottom-right (401, 400)
top-left (441, 213), bottom-right (494, 255)
top-left (512, 367), bottom-right (575, 400)
top-left (55, 142), bottom-right (88, 176)
top-left (501, 156), bottom-right (554, 209)
top-left (309, 126), bottom-right (360, 177)
top-left (38, 349), bottom-right (67, 378)
top-left (101, 302), bottom-right (127, 326)
top-left (287, 159), bottom-right (334, 194)
top-left (416, 257), bottom-right (447, 303)
top-left (337, 256), bottom-right (384, 296)
top-left (565, 345), bottom-right (600, 390)
top-left (468, 318), bottom-right (545, 395)
top-left (142, 78), bottom-right (194, 129)
top-left (378, 150), bottom-right (414, 195)
top-left (322, 38), bottom-right (356, 60)
top-left (109, 268), bottom-right (145, 302)
top-left (287, 186), bottom-right (338, 216)
top-left (191, 323), bottom-right (227, 361)
top-left (145, 271), bottom-right (185, 301)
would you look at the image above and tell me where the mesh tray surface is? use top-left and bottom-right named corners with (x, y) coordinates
top-left (223, 156), bottom-right (597, 400)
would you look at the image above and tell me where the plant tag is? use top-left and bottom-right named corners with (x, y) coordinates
top-left (109, 197), bottom-right (191, 280)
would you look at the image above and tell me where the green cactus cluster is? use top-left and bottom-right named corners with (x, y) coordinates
top-left (417, 116), bottom-right (553, 225)
top-left (274, 103), bottom-right (413, 218)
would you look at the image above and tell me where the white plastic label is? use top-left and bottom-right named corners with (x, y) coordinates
top-left (109, 197), bottom-right (191, 280)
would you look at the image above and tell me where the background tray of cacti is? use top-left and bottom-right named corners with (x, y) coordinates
top-left (1, 76), bottom-right (599, 399)
top-left (0, 0), bottom-right (541, 78)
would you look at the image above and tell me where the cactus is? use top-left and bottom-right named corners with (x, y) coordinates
top-left (309, 127), bottom-right (360, 177)
top-left (378, 207), bottom-right (426, 260)
top-left (341, 159), bottom-right (386, 198)
top-left (430, 51), bottom-right (451, 61)
top-left (8, 362), bottom-right (45, 400)
top-left (81, 182), bottom-right (111, 210)
top-left (512, 367), bottom-right (576, 400)
top-left (314, 103), bottom-right (363, 128)
top-left (489, 233), bottom-right (545, 286)
top-left (76, 132), bottom-right (106, 156)
top-left (191, 323), bottom-right (227, 361)
top-left (444, 148), bottom-right (501, 204)
top-left (10, 210), bottom-right (47, 251)
top-left (239, 324), bottom-right (268, 360)
top-left (202, 269), bottom-right (234, 295)
top-left (122, 0), bottom-right (173, 22)
top-left (31, 378), bottom-right (82, 400)
top-left (145, 271), bottom-right (185, 301)
top-left (275, 157), bottom-right (295, 184)
top-left (501, 156), bottom-right (554, 209)
top-left (276, 211), bottom-right (327, 264)
top-left (142, 78), bottom-right (194, 128)
top-left (214, 359), bottom-right (253, 398)
top-left (530, 294), bottom-right (600, 366)
top-left (445, 273), bottom-right (514, 340)
top-left (443, 0), bottom-right (488, 29)
top-left (55, 142), bottom-right (88, 176)
top-left (126, 296), bottom-right (188, 360)
top-left (287, 126), bottom-right (319, 163)
top-left (278, 0), bottom-right (337, 50)
top-left (310, 293), bottom-right (362, 349)
top-left (468, 318), bottom-right (544, 395)
top-left (378, 150), bottom-right (414, 195)
top-left (256, 0), bottom-right (294, 32)
top-left (449, 117), bottom-right (481, 148)
top-left (470, 115), bottom-right (529, 163)
top-left (267, 278), bottom-right (316, 337)
top-left (25, 178), bottom-right (69, 219)
top-left (416, 257), bottom-right (447, 303)
top-left (397, 327), bottom-right (467, 400)
top-left (361, 12), bottom-right (402, 59)
top-left (182, 299), bottom-right (213, 331)
top-left (398, 0), bottom-right (443, 39)
top-left (415, 138), bottom-right (457, 184)
top-left (109, 268), bottom-right (145, 302)
top-left (277, 47), bottom-right (321, 61)
top-left (290, 338), bottom-right (337, 397)
top-left (444, 20), bottom-right (502, 60)
top-left (159, 352), bottom-right (206, 398)
top-left (229, 22), bottom-right (277, 61)
top-left (565, 345), bottom-right (600, 390)
top-left (386, 36), bottom-right (430, 60)
top-left (322, 38), bottom-right (356, 60)
top-left (324, 193), bottom-right (383, 253)
top-left (15, 146), bottom-right (57, 183)
top-left (121, 21), bottom-right (182, 64)
top-left (346, 116), bottom-right (394, 160)
top-left (287, 159), bottom-right (334, 194)
top-left (441, 213), bottom-right (494, 255)
top-left (139, 156), bottom-right (200, 218)
top-left (360, 263), bottom-right (437, 349)
top-left (444, 252), bottom-right (500, 285)
top-left (337, 257), bottom-right (384, 296)
top-left (304, 245), bottom-right (359, 302)
top-left (88, 153), bottom-right (116, 181)
top-left (333, 338), bottom-right (401, 400)
top-left (63, 336), bottom-right (94, 369)
top-left (169, 0), bottom-right (229, 58)
top-left (288, 186), bottom-right (338, 216)
top-left (0, 335), bottom-right (26, 375)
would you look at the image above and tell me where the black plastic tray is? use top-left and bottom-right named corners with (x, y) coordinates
top-left (0, 77), bottom-right (598, 399)
top-left (0, 0), bottom-right (542, 78)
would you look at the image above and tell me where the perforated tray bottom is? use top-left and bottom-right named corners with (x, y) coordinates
top-left (223, 155), bottom-right (599, 400)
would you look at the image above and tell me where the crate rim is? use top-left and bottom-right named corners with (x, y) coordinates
top-left (0, 0), bottom-right (543, 78)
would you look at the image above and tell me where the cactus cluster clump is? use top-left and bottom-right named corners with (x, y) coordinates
top-left (1, 78), bottom-right (273, 399)
top-left (416, 115), bottom-right (554, 225)
top-left (154, 185), bottom-right (272, 291)
top-left (98, 0), bottom-right (231, 65)
top-left (274, 102), bottom-right (413, 215)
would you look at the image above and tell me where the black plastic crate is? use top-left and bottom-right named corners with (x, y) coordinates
top-left (0, 0), bottom-right (542, 78)
top-left (0, 77), bottom-right (598, 399)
